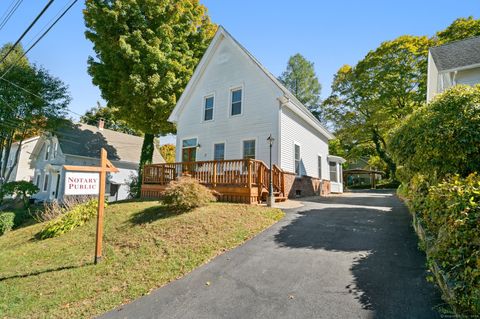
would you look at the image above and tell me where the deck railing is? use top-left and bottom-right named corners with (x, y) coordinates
top-left (142, 159), bottom-right (285, 195)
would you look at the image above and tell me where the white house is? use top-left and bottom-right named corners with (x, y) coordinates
top-left (30, 121), bottom-right (164, 202)
top-left (168, 26), bottom-right (344, 195)
top-left (427, 36), bottom-right (480, 101)
top-left (1, 136), bottom-right (39, 183)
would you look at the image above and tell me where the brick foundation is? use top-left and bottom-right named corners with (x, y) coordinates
top-left (284, 172), bottom-right (331, 198)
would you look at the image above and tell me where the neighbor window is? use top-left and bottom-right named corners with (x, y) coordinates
top-left (231, 88), bottom-right (242, 116)
top-left (318, 156), bottom-right (322, 179)
top-left (43, 174), bottom-right (49, 191)
top-left (204, 95), bottom-right (214, 121)
top-left (294, 144), bottom-right (301, 175)
top-left (329, 162), bottom-right (338, 183)
top-left (44, 144), bottom-right (50, 160)
top-left (214, 143), bottom-right (225, 161)
top-left (35, 174), bottom-right (40, 187)
top-left (243, 140), bottom-right (255, 159)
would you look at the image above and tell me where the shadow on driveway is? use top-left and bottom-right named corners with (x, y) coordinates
top-left (275, 192), bottom-right (444, 318)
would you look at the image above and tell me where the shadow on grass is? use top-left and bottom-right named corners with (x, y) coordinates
top-left (0, 263), bottom-right (91, 282)
top-left (129, 205), bottom-right (184, 225)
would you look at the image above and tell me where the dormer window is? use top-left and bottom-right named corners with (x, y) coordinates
top-left (204, 95), bottom-right (214, 121)
top-left (231, 88), bottom-right (242, 116)
top-left (45, 144), bottom-right (50, 160)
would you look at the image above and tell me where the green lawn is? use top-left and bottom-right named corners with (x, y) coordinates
top-left (0, 201), bottom-right (284, 318)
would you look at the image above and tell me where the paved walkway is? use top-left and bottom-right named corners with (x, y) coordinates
top-left (101, 190), bottom-right (443, 319)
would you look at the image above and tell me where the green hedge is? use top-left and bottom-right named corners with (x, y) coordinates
top-left (404, 173), bottom-right (480, 314)
top-left (0, 212), bottom-right (15, 236)
top-left (37, 199), bottom-right (102, 240)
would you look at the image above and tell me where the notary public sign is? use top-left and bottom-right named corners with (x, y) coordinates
top-left (64, 171), bottom-right (100, 195)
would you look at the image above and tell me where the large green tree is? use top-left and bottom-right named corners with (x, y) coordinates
top-left (436, 16), bottom-right (480, 43)
top-left (324, 35), bottom-right (432, 178)
top-left (80, 102), bottom-right (141, 136)
top-left (278, 53), bottom-right (323, 121)
top-left (84, 0), bottom-right (216, 179)
top-left (0, 44), bottom-right (70, 192)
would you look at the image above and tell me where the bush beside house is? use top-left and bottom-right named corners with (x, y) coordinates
top-left (0, 212), bottom-right (15, 235)
top-left (163, 177), bottom-right (216, 212)
top-left (391, 85), bottom-right (480, 315)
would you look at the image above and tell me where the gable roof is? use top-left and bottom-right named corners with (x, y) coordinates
top-left (49, 123), bottom-right (164, 164)
top-left (169, 26), bottom-right (334, 140)
top-left (430, 36), bottom-right (480, 72)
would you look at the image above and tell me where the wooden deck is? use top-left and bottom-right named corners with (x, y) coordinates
top-left (141, 159), bottom-right (286, 204)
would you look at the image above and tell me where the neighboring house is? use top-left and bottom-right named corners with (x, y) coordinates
top-left (345, 157), bottom-right (382, 187)
top-left (427, 36), bottom-right (480, 101)
top-left (165, 26), bottom-right (345, 196)
top-left (2, 136), bottom-right (39, 183)
top-left (30, 121), bottom-right (164, 202)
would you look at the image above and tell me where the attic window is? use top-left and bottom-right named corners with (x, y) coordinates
top-left (204, 95), bottom-right (214, 121)
top-left (231, 88), bottom-right (242, 116)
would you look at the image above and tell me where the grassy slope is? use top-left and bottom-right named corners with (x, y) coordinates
top-left (0, 201), bottom-right (283, 318)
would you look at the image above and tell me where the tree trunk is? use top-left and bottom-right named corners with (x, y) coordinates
top-left (136, 133), bottom-right (155, 198)
top-left (371, 129), bottom-right (396, 179)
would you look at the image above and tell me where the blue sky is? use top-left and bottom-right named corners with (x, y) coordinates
top-left (0, 0), bottom-right (478, 120)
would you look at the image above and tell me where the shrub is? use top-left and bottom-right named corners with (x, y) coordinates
top-left (1, 181), bottom-right (39, 209)
top-left (390, 84), bottom-right (480, 182)
top-left (33, 196), bottom-right (94, 223)
top-left (37, 199), bottom-right (102, 239)
top-left (162, 177), bottom-right (216, 212)
top-left (0, 212), bottom-right (15, 235)
top-left (413, 174), bottom-right (480, 314)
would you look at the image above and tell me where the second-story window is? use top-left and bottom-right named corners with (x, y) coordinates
top-left (231, 88), bottom-right (242, 116)
top-left (204, 95), bottom-right (214, 121)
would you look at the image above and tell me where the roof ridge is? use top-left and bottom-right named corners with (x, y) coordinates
top-left (430, 35), bottom-right (480, 50)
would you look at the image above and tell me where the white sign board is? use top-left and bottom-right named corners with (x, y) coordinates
top-left (64, 172), bottom-right (100, 195)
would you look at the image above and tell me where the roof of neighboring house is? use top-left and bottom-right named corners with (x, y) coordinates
top-left (52, 123), bottom-right (164, 164)
top-left (169, 26), bottom-right (334, 140)
top-left (430, 36), bottom-right (480, 72)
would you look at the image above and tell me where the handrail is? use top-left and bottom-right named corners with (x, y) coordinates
top-left (143, 159), bottom-right (285, 197)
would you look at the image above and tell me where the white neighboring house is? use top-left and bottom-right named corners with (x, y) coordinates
top-left (30, 121), bottom-right (164, 202)
top-left (1, 136), bottom-right (39, 182)
top-left (168, 26), bottom-right (345, 194)
top-left (427, 36), bottom-right (480, 102)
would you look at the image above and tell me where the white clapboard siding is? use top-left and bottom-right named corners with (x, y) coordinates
top-left (175, 33), bottom-right (282, 164)
top-left (280, 107), bottom-right (329, 178)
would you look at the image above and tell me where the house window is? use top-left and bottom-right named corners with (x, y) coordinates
top-left (243, 140), bottom-right (255, 159)
top-left (43, 174), bottom-right (49, 191)
top-left (329, 162), bottom-right (338, 183)
top-left (318, 156), bottom-right (322, 179)
top-left (35, 174), bottom-right (40, 187)
top-left (45, 144), bottom-right (50, 160)
top-left (214, 143), bottom-right (225, 161)
top-left (231, 88), bottom-right (242, 116)
top-left (204, 95), bottom-right (214, 121)
top-left (182, 138), bottom-right (197, 162)
top-left (294, 144), bottom-right (301, 175)
top-left (53, 143), bottom-right (58, 158)
top-left (110, 184), bottom-right (119, 197)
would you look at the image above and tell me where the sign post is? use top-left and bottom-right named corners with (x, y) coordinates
top-left (63, 148), bottom-right (119, 264)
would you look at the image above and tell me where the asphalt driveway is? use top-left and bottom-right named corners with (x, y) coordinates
top-left (101, 190), bottom-right (443, 319)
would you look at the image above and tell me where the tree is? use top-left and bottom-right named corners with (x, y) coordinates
top-left (324, 35), bottom-right (432, 178)
top-left (436, 16), bottom-right (480, 44)
top-left (1, 181), bottom-right (39, 208)
top-left (159, 144), bottom-right (175, 163)
top-left (84, 0), bottom-right (216, 188)
top-left (390, 84), bottom-right (480, 183)
top-left (279, 54), bottom-right (323, 121)
top-left (80, 102), bottom-right (141, 136)
top-left (0, 44), bottom-right (70, 194)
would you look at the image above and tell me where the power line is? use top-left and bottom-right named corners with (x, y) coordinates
top-left (0, 0), bottom-right (78, 80)
top-left (0, 0), bottom-right (54, 65)
top-left (0, 0), bottom-right (23, 32)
